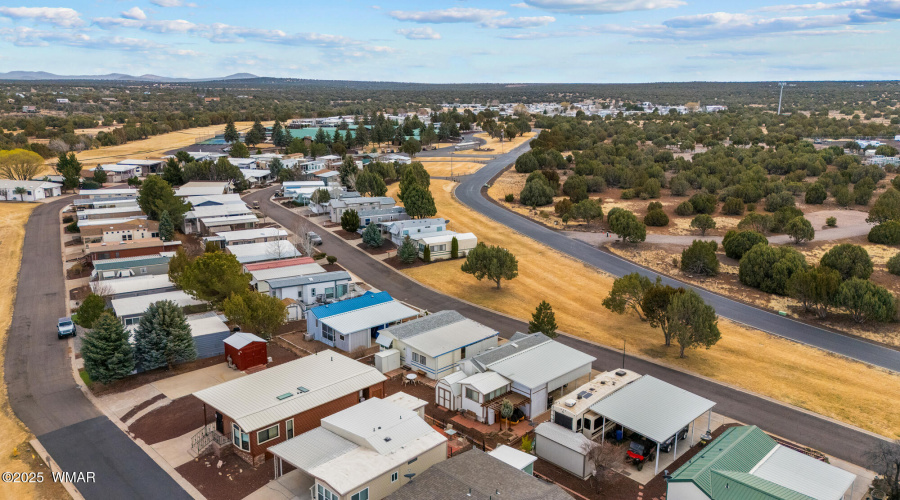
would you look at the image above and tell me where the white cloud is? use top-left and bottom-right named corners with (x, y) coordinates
top-left (481, 16), bottom-right (555, 28)
top-left (93, 17), bottom-right (197, 33)
top-left (150, 0), bottom-right (198, 7)
top-left (396, 27), bottom-right (442, 39)
top-left (516, 0), bottom-right (685, 14)
top-left (0, 26), bottom-right (165, 51)
top-left (0, 6), bottom-right (84, 27)
top-left (388, 7), bottom-right (506, 23)
top-left (121, 7), bottom-right (147, 21)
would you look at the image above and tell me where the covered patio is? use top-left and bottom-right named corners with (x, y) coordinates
top-left (590, 375), bottom-right (716, 474)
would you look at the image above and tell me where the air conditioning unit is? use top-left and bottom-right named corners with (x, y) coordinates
top-left (564, 399), bottom-right (577, 408)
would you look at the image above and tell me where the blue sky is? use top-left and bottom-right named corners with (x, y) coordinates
top-left (1, 1), bottom-right (898, 82)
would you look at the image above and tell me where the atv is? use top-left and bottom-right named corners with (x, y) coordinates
top-left (627, 437), bottom-right (656, 471)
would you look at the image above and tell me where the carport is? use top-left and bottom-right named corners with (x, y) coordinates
top-left (590, 375), bottom-right (715, 474)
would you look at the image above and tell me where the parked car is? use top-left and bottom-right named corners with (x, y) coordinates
top-left (57, 317), bottom-right (75, 339)
top-left (626, 437), bottom-right (656, 471)
top-left (660, 425), bottom-right (689, 453)
top-left (307, 232), bottom-right (323, 246)
top-left (252, 200), bottom-right (260, 209)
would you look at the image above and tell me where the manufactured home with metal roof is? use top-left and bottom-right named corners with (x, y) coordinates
top-left (306, 291), bottom-right (420, 353)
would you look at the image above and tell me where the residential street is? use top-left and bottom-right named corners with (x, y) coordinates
top-left (243, 186), bottom-right (890, 467)
top-left (452, 138), bottom-right (900, 372)
top-left (5, 197), bottom-right (190, 499)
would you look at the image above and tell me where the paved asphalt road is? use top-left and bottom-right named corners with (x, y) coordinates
top-left (245, 187), bottom-right (889, 467)
top-left (5, 198), bottom-right (190, 499)
top-left (452, 139), bottom-right (900, 372)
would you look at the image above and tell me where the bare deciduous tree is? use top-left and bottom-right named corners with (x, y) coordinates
top-left (867, 439), bottom-right (900, 500)
top-left (293, 217), bottom-right (316, 257)
top-left (582, 440), bottom-right (623, 492)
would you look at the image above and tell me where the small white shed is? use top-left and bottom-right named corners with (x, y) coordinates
top-left (374, 349), bottom-right (400, 374)
top-left (435, 370), bottom-right (466, 411)
top-left (534, 422), bottom-right (594, 479)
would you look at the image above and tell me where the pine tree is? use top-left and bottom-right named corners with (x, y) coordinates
top-left (55, 152), bottom-right (82, 192)
top-left (362, 223), bottom-right (384, 248)
top-left (133, 300), bottom-right (196, 371)
top-left (224, 120), bottom-right (239, 143)
top-left (81, 313), bottom-right (135, 384)
top-left (450, 236), bottom-right (459, 259)
top-left (92, 165), bottom-right (107, 185)
top-left (528, 301), bottom-right (558, 337)
top-left (398, 236), bottom-right (418, 264)
top-left (158, 210), bottom-right (174, 241)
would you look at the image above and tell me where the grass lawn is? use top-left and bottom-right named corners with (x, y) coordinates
top-left (401, 180), bottom-right (900, 438)
top-left (0, 202), bottom-right (43, 498)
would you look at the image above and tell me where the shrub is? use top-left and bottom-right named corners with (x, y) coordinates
top-left (854, 185), bottom-right (874, 206)
top-left (62, 215), bottom-right (74, 224)
top-left (722, 230), bottom-right (768, 260)
top-left (868, 221), bottom-right (900, 245)
top-left (642, 178), bottom-right (661, 198)
top-left (586, 176), bottom-right (606, 193)
top-left (620, 188), bottom-right (637, 200)
top-left (820, 244), bottom-right (873, 280)
top-left (833, 185), bottom-right (853, 207)
top-left (805, 183), bottom-right (827, 204)
top-left (563, 175), bottom-right (589, 202)
top-left (738, 212), bottom-right (773, 233)
top-left (670, 178), bottom-right (690, 196)
top-left (313, 251), bottom-right (326, 260)
top-left (66, 221), bottom-right (80, 233)
top-left (721, 197), bottom-right (745, 216)
top-left (423, 245), bottom-right (431, 263)
top-left (785, 216), bottom-right (815, 244)
top-left (504, 193), bottom-right (514, 203)
top-left (688, 193), bottom-right (717, 214)
top-left (519, 176), bottom-right (555, 207)
top-left (514, 152), bottom-right (538, 173)
top-left (764, 191), bottom-right (795, 212)
top-left (836, 278), bottom-right (897, 323)
top-left (690, 214), bottom-right (716, 235)
top-left (675, 201), bottom-right (695, 216)
top-left (739, 244), bottom-right (808, 295)
top-left (826, 216), bottom-right (837, 227)
top-left (887, 253), bottom-right (900, 275)
top-left (644, 209), bottom-right (670, 227)
top-left (746, 203), bottom-right (756, 212)
top-left (647, 201), bottom-right (663, 211)
top-left (771, 206), bottom-right (804, 233)
top-left (681, 240), bottom-right (719, 276)
top-left (451, 236), bottom-right (459, 259)
top-left (867, 188), bottom-right (900, 224)
top-left (340, 209), bottom-right (360, 233)
top-left (554, 198), bottom-right (574, 217)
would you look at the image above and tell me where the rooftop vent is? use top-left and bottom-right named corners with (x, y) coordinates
top-left (615, 370), bottom-right (627, 376)
top-left (564, 399), bottom-right (577, 407)
top-left (384, 437), bottom-right (392, 442)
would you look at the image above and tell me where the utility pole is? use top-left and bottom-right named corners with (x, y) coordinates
top-left (777, 82), bottom-right (786, 115)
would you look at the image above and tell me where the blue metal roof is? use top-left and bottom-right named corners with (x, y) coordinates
top-left (308, 291), bottom-right (394, 319)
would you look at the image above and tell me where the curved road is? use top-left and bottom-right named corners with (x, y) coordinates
top-left (246, 186), bottom-right (888, 467)
top-left (6, 198), bottom-right (190, 499)
top-left (453, 139), bottom-right (900, 372)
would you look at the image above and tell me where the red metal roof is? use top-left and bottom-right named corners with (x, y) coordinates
top-left (243, 256), bottom-right (314, 271)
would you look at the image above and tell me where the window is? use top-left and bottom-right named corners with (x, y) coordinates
top-left (257, 424), bottom-right (280, 444)
top-left (286, 419), bottom-right (294, 439)
top-left (391, 471), bottom-right (399, 483)
top-left (485, 387), bottom-right (506, 402)
top-left (140, 267), bottom-right (147, 274)
top-left (233, 424), bottom-right (250, 451)
top-left (325, 287), bottom-right (334, 298)
top-left (411, 352), bottom-right (425, 365)
top-left (317, 484), bottom-right (337, 500)
top-left (124, 317), bottom-right (140, 326)
top-left (583, 417), bottom-right (591, 430)
top-left (322, 324), bottom-right (334, 342)
top-left (465, 388), bottom-right (479, 402)
top-left (351, 488), bottom-right (369, 500)
top-left (311, 288), bottom-right (316, 298)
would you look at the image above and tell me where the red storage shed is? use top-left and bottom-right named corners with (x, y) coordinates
top-left (224, 332), bottom-right (268, 371)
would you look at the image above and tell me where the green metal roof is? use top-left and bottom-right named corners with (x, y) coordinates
top-left (710, 470), bottom-right (815, 500)
top-left (668, 426), bottom-right (777, 496)
top-left (92, 254), bottom-right (170, 271)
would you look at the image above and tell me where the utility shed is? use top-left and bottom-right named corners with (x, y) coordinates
top-left (534, 422), bottom-right (595, 479)
top-left (224, 331), bottom-right (267, 371)
top-left (590, 375), bottom-right (716, 474)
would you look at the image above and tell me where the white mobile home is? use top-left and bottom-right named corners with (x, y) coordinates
top-left (417, 232), bottom-right (477, 260)
top-left (381, 218), bottom-right (448, 246)
top-left (265, 270), bottom-right (354, 308)
top-left (375, 310), bottom-right (498, 380)
top-left (305, 291), bottom-right (420, 353)
top-left (0, 180), bottom-right (62, 202)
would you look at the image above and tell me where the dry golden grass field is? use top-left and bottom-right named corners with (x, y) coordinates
top-left (0, 203), bottom-right (43, 499)
top-left (417, 160), bottom-right (487, 177)
top-left (401, 180), bottom-right (900, 438)
top-left (467, 131), bottom-right (535, 154)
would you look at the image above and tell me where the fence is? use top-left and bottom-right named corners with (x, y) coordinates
top-left (191, 423), bottom-right (230, 455)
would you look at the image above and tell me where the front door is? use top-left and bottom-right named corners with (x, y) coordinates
top-left (215, 412), bottom-right (224, 434)
top-left (437, 388), bottom-right (451, 409)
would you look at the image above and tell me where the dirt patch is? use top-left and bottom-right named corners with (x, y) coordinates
top-left (356, 240), bottom-right (397, 255)
top-left (129, 395), bottom-right (213, 445)
top-left (69, 284), bottom-right (91, 301)
top-left (87, 355), bottom-right (227, 396)
top-left (177, 449), bottom-right (287, 500)
top-left (333, 228), bottom-right (362, 240)
top-left (120, 393), bottom-right (168, 423)
top-left (65, 261), bottom-right (92, 280)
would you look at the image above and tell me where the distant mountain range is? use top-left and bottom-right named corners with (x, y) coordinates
top-left (0, 71), bottom-right (260, 82)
